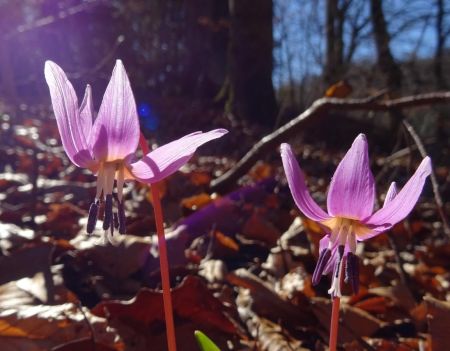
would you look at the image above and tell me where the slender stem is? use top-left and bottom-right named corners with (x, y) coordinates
top-left (139, 133), bottom-right (177, 351)
top-left (329, 296), bottom-right (340, 351)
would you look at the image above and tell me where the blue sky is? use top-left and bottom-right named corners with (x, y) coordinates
top-left (272, 0), bottom-right (448, 86)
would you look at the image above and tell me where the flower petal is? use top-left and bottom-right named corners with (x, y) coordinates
top-left (327, 134), bottom-right (375, 219)
top-left (129, 129), bottom-right (228, 183)
top-left (90, 60), bottom-right (140, 161)
top-left (280, 143), bottom-right (330, 222)
top-left (79, 84), bottom-right (94, 142)
top-left (383, 182), bottom-right (397, 207)
top-left (44, 61), bottom-right (94, 168)
top-left (361, 157), bottom-right (432, 238)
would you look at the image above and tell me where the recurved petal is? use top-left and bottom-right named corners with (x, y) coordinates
top-left (79, 84), bottom-right (94, 142)
top-left (280, 143), bottom-right (330, 222)
top-left (44, 61), bottom-right (94, 168)
top-left (362, 157), bottom-right (432, 238)
top-left (327, 134), bottom-right (375, 220)
top-left (129, 129), bottom-right (228, 183)
top-left (90, 60), bottom-right (140, 161)
top-left (383, 182), bottom-right (398, 207)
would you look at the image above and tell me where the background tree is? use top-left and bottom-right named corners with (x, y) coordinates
top-left (228, 0), bottom-right (278, 126)
top-left (370, 0), bottom-right (403, 93)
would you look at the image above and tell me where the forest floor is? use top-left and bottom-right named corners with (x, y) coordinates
top-left (0, 102), bottom-right (449, 351)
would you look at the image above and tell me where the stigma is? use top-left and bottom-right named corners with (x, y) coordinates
top-left (313, 217), bottom-right (367, 297)
top-left (86, 161), bottom-right (127, 239)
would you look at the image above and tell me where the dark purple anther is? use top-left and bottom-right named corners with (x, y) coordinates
top-left (345, 252), bottom-right (360, 294)
top-left (312, 248), bottom-right (331, 285)
top-left (103, 194), bottom-right (113, 230)
top-left (87, 200), bottom-right (99, 234)
top-left (118, 200), bottom-right (126, 234)
top-left (110, 215), bottom-right (115, 236)
top-left (113, 212), bottom-right (119, 229)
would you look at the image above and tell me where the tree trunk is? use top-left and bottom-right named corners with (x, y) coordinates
top-left (434, 0), bottom-right (447, 89)
top-left (324, 0), bottom-right (351, 86)
top-left (228, 0), bottom-right (277, 126)
top-left (370, 0), bottom-right (403, 92)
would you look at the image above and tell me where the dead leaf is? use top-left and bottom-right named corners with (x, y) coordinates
top-left (228, 268), bottom-right (316, 327)
top-left (41, 203), bottom-right (85, 235)
top-left (424, 295), bottom-right (450, 351)
top-left (199, 259), bottom-right (228, 283)
top-left (181, 192), bottom-right (213, 211)
top-left (249, 162), bottom-right (273, 181)
top-left (214, 230), bottom-right (239, 252)
top-left (92, 275), bottom-right (236, 334)
top-left (311, 297), bottom-right (384, 343)
top-left (70, 233), bottom-right (152, 280)
top-left (242, 213), bottom-right (280, 246)
top-left (0, 242), bottom-right (53, 285)
top-left (0, 303), bottom-right (120, 351)
top-left (189, 171), bottom-right (212, 186)
top-left (51, 337), bottom-right (121, 351)
top-left (247, 316), bottom-right (308, 351)
top-left (369, 284), bottom-right (417, 312)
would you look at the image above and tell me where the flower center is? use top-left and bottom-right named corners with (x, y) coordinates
top-left (322, 217), bottom-right (371, 243)
top-left (312, 217), bottom-right (367, 297)
top-left (86, 161), bottom-right (127, 237)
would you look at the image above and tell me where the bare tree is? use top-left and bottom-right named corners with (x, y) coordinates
top-left (434, 0), bottom-right (448, 89)
top-left (228, 0), bottom-right (278, 126)
top-left (324, 0), bottom-right (346, 84)
top-left (370, 0), bottom-right (403, 92)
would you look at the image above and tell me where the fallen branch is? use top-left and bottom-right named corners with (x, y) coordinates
top-left (210, 92), bottom-right (450, 192)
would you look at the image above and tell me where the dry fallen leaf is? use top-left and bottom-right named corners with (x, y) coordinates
top-left (0, 303), bottom-right (120, 351)
top-left (92, 275), bottom-right (236, 334)
top-left (242, 213), bottom-right (280, 246)
top-left (311, 297), bottom-right (384, 343)
top-left (424, 295), bottom-right (450, 351)
top-left (181, 192), bottom-right (213, 211)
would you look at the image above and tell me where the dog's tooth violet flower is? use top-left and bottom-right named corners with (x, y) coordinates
top-left (45, 60), bottom-right (227, 238)
top-left (281, 134), bottom-right (431, 297)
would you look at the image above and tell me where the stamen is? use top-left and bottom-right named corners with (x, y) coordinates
top-left (113, 212), bottom-right (119, 229)
top-left (110, 215), bottom-right (115, 236)
top-left (328, 245), bottom-right (345, 297)
top-left (103, 194), bottom-right (113, 230)
top-left (348, 229), bottom-right (356, 253)
top-left (116, 164), bottom-right (125, 203)
top-left (118, 200), bottom-right (126, 234)
top-left (87, 200), bottom-right (99, 234)
top-left (101, 162), bottom-right (117, 231)
top-left (345, 252), bottom-right (360, 294)
top-left (328, 220), bottom-right (342, 249)
top-left (95, 164), bottom-right (105, 200)
top-left (335, 245), bottom-right (345, 278)
top-left (104, 163), bottom-right (116, 195)
top-left (312, 248), bottom-right (332, 285)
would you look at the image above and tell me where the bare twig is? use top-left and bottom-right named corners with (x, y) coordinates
top-left (210, 92), bottom-right (450, 191)
top-left (402, 120), bottom-right (450, 237)
top-left (76, 301), bottom-right (97, 351)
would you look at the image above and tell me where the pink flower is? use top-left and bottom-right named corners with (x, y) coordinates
top-left (45, 60), bottom-right (227, 238)
top-left (281, 134), bottom-right (431, 297)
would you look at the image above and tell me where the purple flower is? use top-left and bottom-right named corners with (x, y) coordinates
top-left (281, 134), bottom-right (431, 297)
top-left (45, 60), bottom-right (227, 238)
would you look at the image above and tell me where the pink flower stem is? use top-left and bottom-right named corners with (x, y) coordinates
top-left (329, 296), bottom-right (340, 351)
top-left (139, 133), bottom-right (177, 351)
